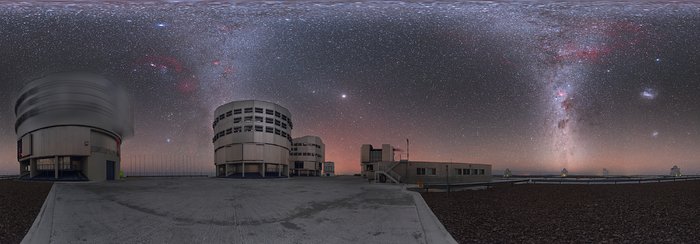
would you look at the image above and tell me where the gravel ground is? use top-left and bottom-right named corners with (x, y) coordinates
top-left (422, 180), bottom-right (700, 244)
top-left (0, 180), bottom-right (53, 244)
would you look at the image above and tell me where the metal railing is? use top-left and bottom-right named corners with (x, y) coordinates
top-left (418, 176), bottom-right (700, 192)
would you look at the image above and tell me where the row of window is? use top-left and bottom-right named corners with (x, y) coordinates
top-left (213, 107), bottom-right (292, 129)
top-left (415, 168), bottom-right (487, 176)
top-left (456, 168), bottom-right (486, 176)
top-left (289, 152), bottom-right (322, 158)
top-left (292, 143), bottom-right (322, 149)
top-left (212, 126), bottom-right (292, 143)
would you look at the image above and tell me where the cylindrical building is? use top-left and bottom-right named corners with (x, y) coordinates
top-left (213, 100), bottom-right (292, 178)
top-left (15, 72), bottom-right (133, 181)
top-left (289, 136), bottom-right (325, 176)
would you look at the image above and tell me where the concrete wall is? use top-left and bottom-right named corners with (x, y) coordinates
top-left (20, 126), bottom-right (91, 158)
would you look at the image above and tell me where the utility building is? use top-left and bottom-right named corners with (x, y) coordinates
top-left (15, 72), bottom-right (133, 181)
top-left (289, 136), bottom-right (325, 176)
top-left (360, 144), bottom-right (492, 184)
top-left (323, 162), bottom-right (335, 176)
top-left (213, 100), bottom-right (292, 178)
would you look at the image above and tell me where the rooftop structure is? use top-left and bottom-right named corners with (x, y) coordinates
top-left (15, 72), bottom-right (133, 181)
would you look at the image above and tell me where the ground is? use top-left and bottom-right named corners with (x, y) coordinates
top-left (0, 180), bottom-right (53, 244)
top-left (422, 181), bottom-right (700, 244)
top-left (24, 176), bottom-right (452, 244)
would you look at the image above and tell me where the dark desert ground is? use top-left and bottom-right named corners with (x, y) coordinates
top-left (0, 180), bottom-right (52, 244)
top-left (422, 181), bottom-right (700, 244)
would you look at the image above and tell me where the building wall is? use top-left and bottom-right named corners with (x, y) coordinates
top-left (360, 144), bottom-right (395, 177)
top-left (213, 100), bottom-right (292, 177)
top-left (323, 161), bottom-right (335, 176)
top-left (390, 161), bottom-right (492, 184)
top-left (289, 136), bottom-right (324, 176)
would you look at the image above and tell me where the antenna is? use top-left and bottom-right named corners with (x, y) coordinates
top-left (406, 138), bottom-right (409, 161)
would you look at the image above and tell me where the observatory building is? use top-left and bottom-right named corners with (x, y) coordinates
top-left (289, 136), bottom-right (325, 176)
top-left (213, 100), bottom-right (292, 178)
top-left (360, 144), bottom-right (492, 184)
top-left (15, 72), bottom-right (133, 181)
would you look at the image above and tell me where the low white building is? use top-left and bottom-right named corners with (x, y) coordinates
top-left (670, 165), bottom-right (682, 177)
top-left (289, 136), bottom-right (325, 176)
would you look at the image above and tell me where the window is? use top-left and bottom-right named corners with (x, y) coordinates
top-left (274, 111), bottom-right (280, 117)
top-left (265, 127), bottom-right (274, 133)
top-left (480, 169), bottom-right (485, 175)
top-left (266, 117), bottom-right (274, 124)
top-left (466, 168), bottom-right (471, 175)
top-left (254, 116), bottom-right (263, 123)
top-left (244, 116), bottom-right (252, 122)
top-left (226, 111), bottom-right (232, 117)
top-left (233, 127), bottom-right (242, 133)
top-left (255, 107), bottom-right (263, 113)
top-left (233, 117), bottom-right (241, 123)
top-left (294, 161), bottom-right (304, 169)
top-left (226, 128), bottom-right (232, 134)
top-left (219, 114), bottom-right (225, 120)
top-left (281, 123), bottom-right (287, 129)
top-left (281, 131), bottom-right (287, 137)
top-left (244, 126), bottom-right (253, 132)
top-left (275, 120), bottom-right (281, 126)
top-left (427, 168), bottom-right (437, 175)
top-left (244, 107), bottom-right (253, 113)
top-left (274, 129), bottom-right (280, 135)
top-left (233, 109), bottom-right (242, 114)
top-left (255, 125), bottom-right (263, 132)
top-left (266, 109), bottom-right (274, 115)
top-left (417, 168), bottom-right (426, 175)
top-left (281, 114), bottom-right (287, 121)
top-left (366, 164), bottom-right (374, 171)
top-left (218, 131), bottom-right (225, 137)
top-left (472, 169), bottom-right (479, 175)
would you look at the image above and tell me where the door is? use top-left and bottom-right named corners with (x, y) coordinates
top-left (106, 160), bottom-right (115, 180)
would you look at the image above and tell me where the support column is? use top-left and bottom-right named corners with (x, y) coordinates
top-left (224, 164), bottom-right (228, 177)
top-left (278, 164), bottom-right (282, 177)
top-left (242, 163), bottom-right (245, 178)
top-left (30, 159), bottom-right (37, 178)
top-left (54, 156), bottom-right (59, 179)
top-left (262, 163), bottom-right (266, 178)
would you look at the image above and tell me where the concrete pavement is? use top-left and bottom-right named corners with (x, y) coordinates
top-left (22, 176), bottom-right (456, 244)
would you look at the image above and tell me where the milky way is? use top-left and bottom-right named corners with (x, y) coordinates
top-left (1, 1), bottom-right (700, 175)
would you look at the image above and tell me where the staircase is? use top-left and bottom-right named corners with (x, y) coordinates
top-left (374, 161), bottom-right (403, 184)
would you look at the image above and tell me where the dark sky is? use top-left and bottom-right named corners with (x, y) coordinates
top-left (1, 1), bottom-right (699, 175)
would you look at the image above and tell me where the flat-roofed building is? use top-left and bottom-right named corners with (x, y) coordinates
top-left (213, 100), bottom-right (292, 178)
top-left (289, 136), bottom-right (324, 176)
top-left (361, 144), bottom-right (492, 184)
top-left (323, 161), bottom-right (335, 176)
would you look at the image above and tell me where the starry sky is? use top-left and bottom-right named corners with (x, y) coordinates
top-left (1, 1), bottom-right (700, 175)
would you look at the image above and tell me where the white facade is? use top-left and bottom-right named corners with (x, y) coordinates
top-left (289, 136), bottom-right (325, 176)
top-left (213, 100), bottom-right (292, 178)
top-left (15, 72), bottom-right (132, 181)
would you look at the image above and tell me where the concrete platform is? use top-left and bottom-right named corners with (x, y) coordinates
top-left (22, 176), bottom-right (456, 244)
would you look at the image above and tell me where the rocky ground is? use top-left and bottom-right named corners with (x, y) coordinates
top-left (0, 180), bottom-right (53, 244)
top-left (422, 180), bottom-right (700, 244)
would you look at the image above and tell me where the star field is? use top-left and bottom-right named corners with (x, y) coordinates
top-left (1, 1), bottom-right (699, 175)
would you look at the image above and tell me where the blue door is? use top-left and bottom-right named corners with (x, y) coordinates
top-left (106, 161), bottom-right (115, 180)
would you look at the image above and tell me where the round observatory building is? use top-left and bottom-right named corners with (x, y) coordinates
top-left (213, 100), bottom-right (292, 178)
top-left (15, 72), bottom-right (133, 181)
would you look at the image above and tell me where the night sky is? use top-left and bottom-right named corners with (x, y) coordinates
top-left (1, 1), bottom-right (699, 175)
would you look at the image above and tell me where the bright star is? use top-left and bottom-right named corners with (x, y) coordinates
top-left (341, 94), bottom-right (347, 98)
top-left (641, 88), bottom-right (657, 100)
top-left (651, 131), bottom-right (659, 138)
top-left (156, 23), bottom-right (167, 28)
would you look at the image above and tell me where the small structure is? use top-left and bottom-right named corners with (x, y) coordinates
top-left (503, 168), bottom-right (512, 178)
top-left (603, 168), bottom-right (609, 177)
top-left (323, 161), bottom-right (335, 176)
top-left (670, 165), bottom-right (682, 177)
top-left (560, 168), bottom-right (568, 177)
